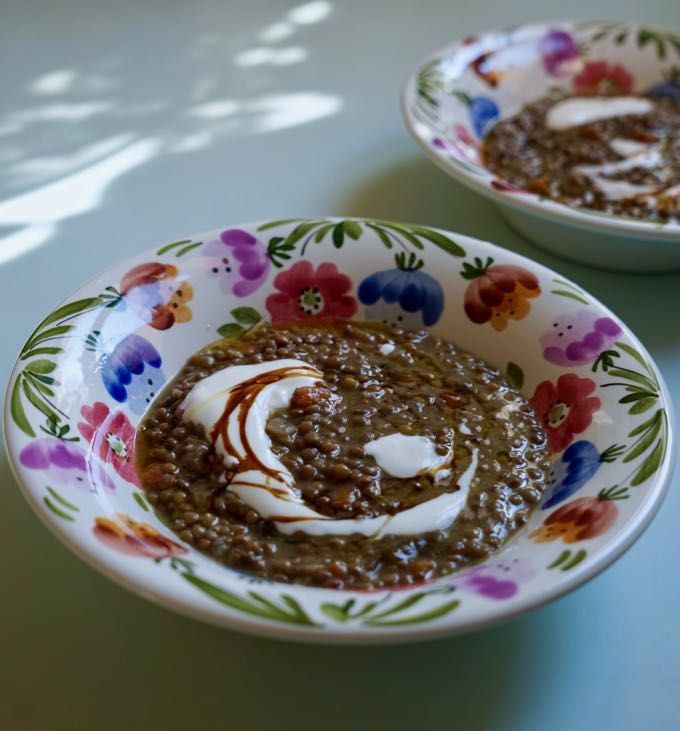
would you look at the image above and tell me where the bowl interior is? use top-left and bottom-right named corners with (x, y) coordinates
top-left (403, 21), bottom-right (680, 235)
top-left (4, 217), bottom-right (674, 641)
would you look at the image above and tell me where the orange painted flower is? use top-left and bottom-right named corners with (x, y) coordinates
top-left (461, 257), bottom-right (541, 331)
top-left (120, 262), bottom-right (193, 329)
top-left (530, 488), bottom-right (623, 543)
top-left (93, 514), bottom-right (187, 558)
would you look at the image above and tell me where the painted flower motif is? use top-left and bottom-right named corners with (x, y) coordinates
top-left (530, 374), bottom-right (601, 453)
top-left (543, 441), bottom-right (623, 509)
top-left (540, 310), bottom-right (622, 366)
top-left (93, 514), bottom-right (187, 558)
top-left (530, 491), bottom-right (620, 543)
top-left (120, 262), bottom-right (193, 329)
top-left (19, 437), bottom-right (114, 491)
top-left (358, 253), bottom-right (444, 328)
top-left (538, 29), bottom-right (581, 76)
top-left (573, 60), bottom-right (634, 95)
top-left (647, 68), bottom-right (680, 99)
top-left (203, 228), bottom-right (270, 297)
top-left (470, 51), bottom-right (504, 87)
top-left (78, 402), bottom-right (140, 486)
top-left (100, 334), bottom-right (165, 414)
top-left (454, 92), bottom-right (499, 137)
top-left (265, 260), bottom-right (357, 322)
top-left (433, 123), bottom-right (480, 163)
top-left (451, 558), bottom-right (536, 599)
top-left (491, 179), bottom-right (527, 193)
top-left (461, 257), bottom-right (541, 331)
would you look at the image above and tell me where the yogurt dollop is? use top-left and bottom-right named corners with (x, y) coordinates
top-left (546, 96), bottom-right (653, 130)
top-left (181, 359), bottom-right (475, 537)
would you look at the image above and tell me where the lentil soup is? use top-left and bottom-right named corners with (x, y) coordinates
top-left (136, 321), bottom-right (550, 589)
top-left (482, 93), bottom-right (680, 223)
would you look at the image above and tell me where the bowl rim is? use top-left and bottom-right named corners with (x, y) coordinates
top-left (400, 19), bottom-right (680, 242)
top-left (3, 217), bottom-right (677, 643)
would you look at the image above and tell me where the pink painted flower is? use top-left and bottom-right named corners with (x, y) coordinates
top-left (452, 558), bottom-right (536, 599)
top-left (538, 29), bottom-right (581, 76)
top-left (530, 374), bottom-right (601, 453)
top-left (265, 261), bottom-right (357, 322)
top-left (78, 402), bottom-right (140, 486)
top-left (573, 60), bottom-right (634, 95)
top-left (93, 514), bottom-right (187, 558)
top-left (203, 228), bottom-right (270, 297)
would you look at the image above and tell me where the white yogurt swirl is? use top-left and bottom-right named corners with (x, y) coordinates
top-left (180, 359), bottom-right (475, 537)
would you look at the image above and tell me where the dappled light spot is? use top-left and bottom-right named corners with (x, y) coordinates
top-left (29, 69), bottom-right (76, 95)
top-left (234, 46), bottom-right (307, 67)
top-left (287, 1), bottom-right (332, 25)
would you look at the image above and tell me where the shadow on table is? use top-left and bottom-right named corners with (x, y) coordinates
top-left (338, 154), bottom-right (680, 356)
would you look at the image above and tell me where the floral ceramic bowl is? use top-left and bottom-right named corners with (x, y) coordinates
top-left (3, 218), bottom-right (675, 643)
top-left (402, 21), bottom-right (680, 272)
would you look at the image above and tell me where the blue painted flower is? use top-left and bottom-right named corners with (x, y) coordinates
top-left (647, 68), bottom-right (680, 99)
top-left (358, 253), bottom-right (445, 328)
top-left (542, 441), bottom-right (623, 510)
top-left (101, 334), bottom-right (165, 413)
top-left (455, 92), bottom-right (499, 137)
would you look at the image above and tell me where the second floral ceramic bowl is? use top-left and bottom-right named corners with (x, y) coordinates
top-left (4, 218), bottom-right (675, 642)
top-left (402, 21), bottom-right (680, 272)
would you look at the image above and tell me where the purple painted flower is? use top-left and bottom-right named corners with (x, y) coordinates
top-left (203, 228), bottom-right (270, 297)
top-left (541, 310), bottom-right (622, 367)
top-left (452, 558), bottom-right (536, 600)
top-left (539, 29), bottom-right (581, 76)
top-left (19, 437), bottom-right (114, 491)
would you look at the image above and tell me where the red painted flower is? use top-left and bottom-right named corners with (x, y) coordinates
top-left (93, 514), bottom-right (187, 558)
top-left (266, 261), bottom-right (357, 322)
top-left (573, 60), bottom-right (634, 95)
top-left (78, 402), bottom-right (140, 486)
top-left (530, 488), bottom-right (623, 543)
top-left (530, 374), bottom-right (601, 453)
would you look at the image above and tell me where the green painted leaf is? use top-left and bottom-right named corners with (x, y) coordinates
top-left (623, 413), bottom-right (661, 463)
top-left (332, 223), bottom-right (345, 249)
top-left (365, 592), bottom-right (425, 620)
top-left (365, 599), bottom-right (460, 627)
top-left (217, 323), bottom-right (245, 338)
top-left (548, 550), bottom-right (570, 569)
top-left (378, 223), bottom-right (424, 250)
top-left (133, 492), bottom-right (149, 512)
top-left (44, 497), bottom-right (75, 521)
top-left (10, 377), bottom-right (35, 437)
top-left (46, 487), bottom-right (78, 511)
top-left (561, 549), bottom-right (587, 571)
top-left (550, 289), bottom-right (589, 305)
top-left (321, 603), bottom-right (351, 622)
top-left (26, 359), bottom-right (57, 375)
top-left (313, 223), bottom-right (335, 243)
top-left (182, 573), bottom-right (317, 625)
top-left (628, 397), bottom-right (657, 415)
top-left (284, 221), bottom-right (324, 247)
top-left (156, 239), bottom-right (191, 255)
top-left (24, 325), bottom-right (73, 351)
top-left (628, 410), bottom-right (662, 437)
top-left (630, 437), bottom-right (666, 486)
top-left (408, 226), bottom-right (466, 257)
top-left (30, 297), bottom-right (102, 336)
top-left (342, 220), bottom-right (362, 240)
top-left (176, 241), bottom-right (203, 257)
top-left (20, 346), bottom-right (62, 360)
top-left (25, 374), bottom-right (55, 398)
top-left (257, 218), bottom-right (307, 231)
top-left (231, 307), bottom-right (262, 327)
top-left (614, 341), bottom-right (658, 383)
top-left (608, 367), bottom-right (657, 391)
top-left (353, 600), bottom-right (379, 618)
top-left (365, 223), bottom-right (393, 249)
top-left (280, 594), bottom-right (315, 624)
top-left (22, 380), bottom-right (59, 423)
top-left (506, 362), bottom-right (524, 390)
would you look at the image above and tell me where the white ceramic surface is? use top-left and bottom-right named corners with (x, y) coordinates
top-left (401, 21), bottom-right (680, 272)
top-left (4, 217), bottom-right (675, 643)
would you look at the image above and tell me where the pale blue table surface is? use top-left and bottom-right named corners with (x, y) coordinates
top-left (1, 1), bottom-right (679, 729)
